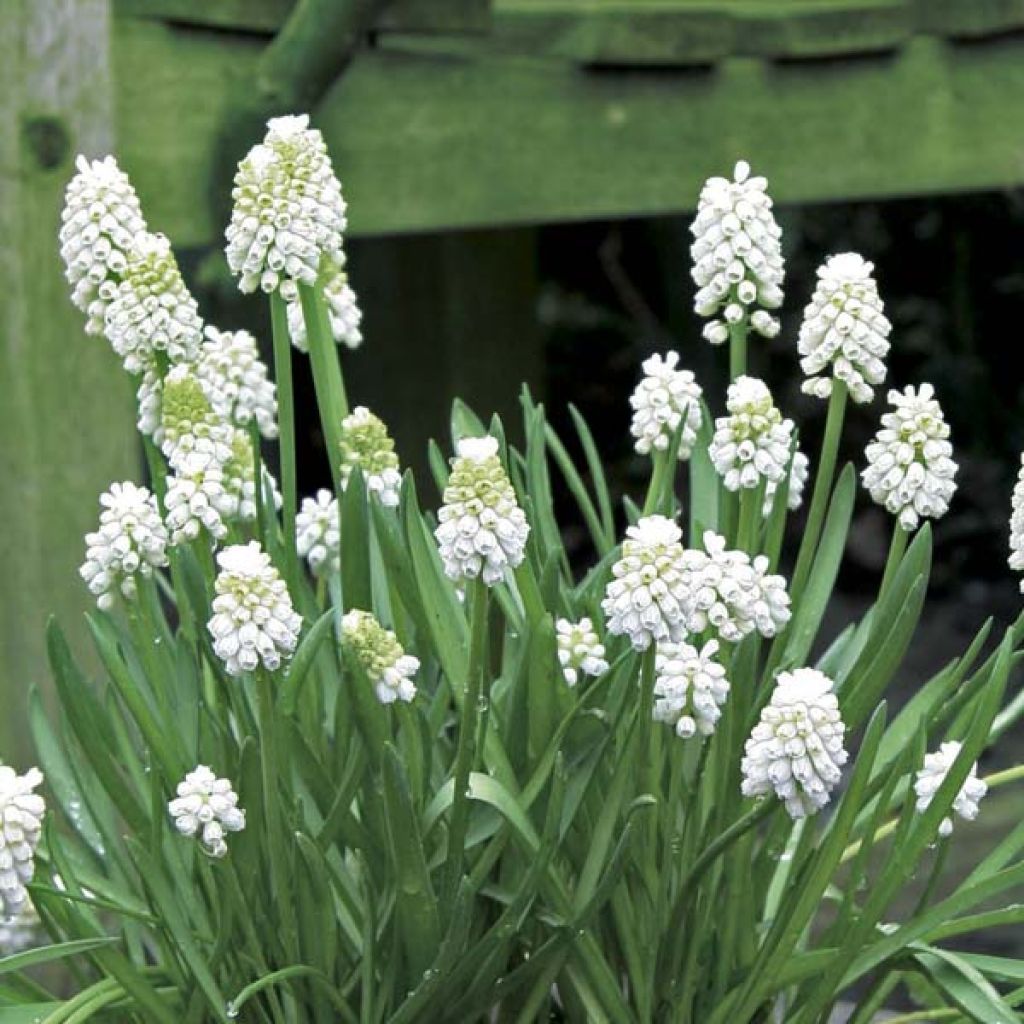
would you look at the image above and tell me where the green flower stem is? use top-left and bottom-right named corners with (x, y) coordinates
top-left (440, 577), bottom-right (490, 910)
top-left (255, 669), bottom-right (299, 962)
top-left (879, 524), bottom-right (909, 598)
top-left (789, 381), bottom-right (848, 604)
top-left (270, 293), bottom-right (299, 593)
top-left (642, 450), bottom-right (672, 516)
top-left (298, 281), bottom-right (349, 496)
top-left (729, 319), bottom-right (748, 382)
top-left (736, 484), bottom-right (762, 553)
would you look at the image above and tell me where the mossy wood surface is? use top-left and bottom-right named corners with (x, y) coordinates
top-left (114, 7), bottom-right (1024, 246)
top-left (1, 0), bottom-right (138, 760)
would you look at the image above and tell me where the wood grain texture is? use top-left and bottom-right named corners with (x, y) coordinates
top-left (1, 0), bottom-right (138, 759)
top-left (113, 17), bottom-right (1024, 245)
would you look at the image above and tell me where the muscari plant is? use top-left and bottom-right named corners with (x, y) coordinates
top-left (4, 126), bottom-right (1024, 1024)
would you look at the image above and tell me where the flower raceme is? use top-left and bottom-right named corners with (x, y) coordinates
top-left (862, 383), bottom-right (958, 532)
top-left (798, 252), bottom-right (891, 404)
top-left (709, 376), bottom-right (795, 493)
top-left (296, 489), bottom-right (340, 577)
top-left (0, 766), bottom-right (46, 919)
top-left (629, 351), bottom-right (703, 461)
top-left (226, 114), bottom-right (347, 297)
top-left (339, 407), bottom-right (402, 507)
top-left (208, 542), bottom-right (302, 677)
top-left (741, 669), bottom-right (848, 819)
top-left (690, 160), bottom-right (784, 344)
top-left (168, 766), bottom-right (245, 858)
top-left (342, 610), bottom-right (419, 704)
top-left (60, 154), bottom-right (147, 336)
top-left (914, 742), bottom-right (988, 838)
top-left (435, 436), bottom-right (530, 586)
top-left (555, 618), bottom-right (610, 687)
top-left (1009, 454), bottom-right (1024, 591)
top-left (197, 326), bottom-right (278, 440)
top-left (653, 639), bottom-right (730, 739)
top-left (80, 482), bottom-right (169, 610)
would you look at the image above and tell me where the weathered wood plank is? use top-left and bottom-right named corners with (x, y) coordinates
top-left (113, 18), bottom-right (1024, 245)
top-left (1, 0), bottom-right (138, 759)
top-left (114, 0), bottom-right (491, 34)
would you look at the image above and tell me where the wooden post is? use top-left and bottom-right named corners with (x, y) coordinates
top-left (0, 0), bottom-right (138, 760)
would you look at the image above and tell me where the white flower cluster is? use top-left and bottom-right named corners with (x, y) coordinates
top-left (629, 352), bottom-right (703, 461)
top-left (914, 741), bottom-right (987, 838)
top-left (80, 482), bottom-right (169, 610)
top-left (197, 327), bottom-right (278, 439)
top-left (342, 609), bottom-right (419, 704)
top-left (103, 232), bottom-right (203, 374)
top-left (339, 407), bottom-right (401, 507)
top-left (0, 898), bottom-right (41, 954)
top-left (862, 383), bottom-right (957, 532)
top-left (1008, 455), bottom-right (1024, 592)
top-left (296, 490), bottom-right (340, 577)
top-left (164, 452), bottom-right (230, 546)
top-left (690, 160), bottom-right (784, 344)
top-left (602, 515), bottom-right (690, 651)
top-left (60, 155), bottom-right (147, 335)
top-left (798, 253), bottom-right (891, 404)
top-left (168, 766), bottom-right (245, 858)
top-left (555, 618), bottom-right (609, 686)
top-left (435, 437), bottom-right (530, 586)
top-left (680, 531), bottom-right (792, 643)
top-left (208, 542), bottom-right (302, 676)
top-left (653, 639), bottom-right (730, 739)
top-left (741, 669), bottom-right (847, 818)
top-left (0, 766), bottom-right (46, 919)
top-left (709, 376), bottom-right (795, 493)
top-left (763, 449), bottom-right (809, 517)
top-left (286, 254), bottom-right (363, 351)
top-left (226, 114), bottom-right (347, 296)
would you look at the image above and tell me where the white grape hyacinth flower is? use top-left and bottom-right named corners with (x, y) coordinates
top-left (435, 436), bottom-right (530, 586)
top-left (709, 376), bottom-right (795, 493)
top-left (556, 618), bottom-right (609, 687)
top-left (219, 429), bottom-right (280, 524)
top-left (168, 766), bottom-right (245, 859)
top-left (342, 609), bottom-right (419, 704)
top-left (653, 638), bottom-right (730, 739)
top-left (208, 542), bottom-right (302, 677)
top-left (690, 160), bottom-right (784, 344)
top-left (296, 489), bottom-right (340, 577)
top-left (0, 897), bottom-right (41, 954)
top-left (339, 406), bottom-right (402, 507)
top-left (158, 364), bottom-right (234, 467)
top-left (629, 351), bottom-right (704, 461)
top-left (681, 531), bottom-right (791, 643)
top-left (80, 481), bottom-right (169, 610)
top-left (0, 766), bottom-right (46, 919)
top-left (226, 114), bottom-right (347, 296)
top-left (197, 327), bottom-right (278, 439)
top-left (862, 383), bottom-right (958, 532)
top-left (914, 741), bottom-right (987, 838)
top-left (798, 252), bottom-right (891, 404)
top-left (59, 154), bottom-right (147, 336)
top-left (741, 669), bottom-right (847, 818)
top-left (286, 254), bottom-right (364, 351)
top-left (103, 232), bottom-right (203, 374)
top-left (1008, 455), bottom-right (1024, 591)
top-left (763, 449), bottom-right (809, 517)
top-left (164, 451), bottom-right (230, 546)
top-left (135, 368), bottom-right (163, 439)
top-left (602, 515), bottom-right (689, 651)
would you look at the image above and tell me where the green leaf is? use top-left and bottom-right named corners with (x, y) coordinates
top-left (912, 945), bottom-right (1018, 1023)
top-left (279, 609), bottom-right (336, 715)
top-left (0, 938), bottom-right (117, 977)
top-left (688, 399), bottom-right (718, 542)
top-left (341, 467), bottom-right (373, 612)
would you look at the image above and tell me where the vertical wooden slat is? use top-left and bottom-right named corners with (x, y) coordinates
top-left (0, 0), bottom-right (137, 759)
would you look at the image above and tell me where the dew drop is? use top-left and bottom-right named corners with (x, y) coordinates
top-left (225, 1001), bottom-right (239, 1019)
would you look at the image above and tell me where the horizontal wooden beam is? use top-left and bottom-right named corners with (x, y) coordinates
top-left (114, 0), bottom-right (490, 34)
top-left (113, 18), bottom-right (1024, 244)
